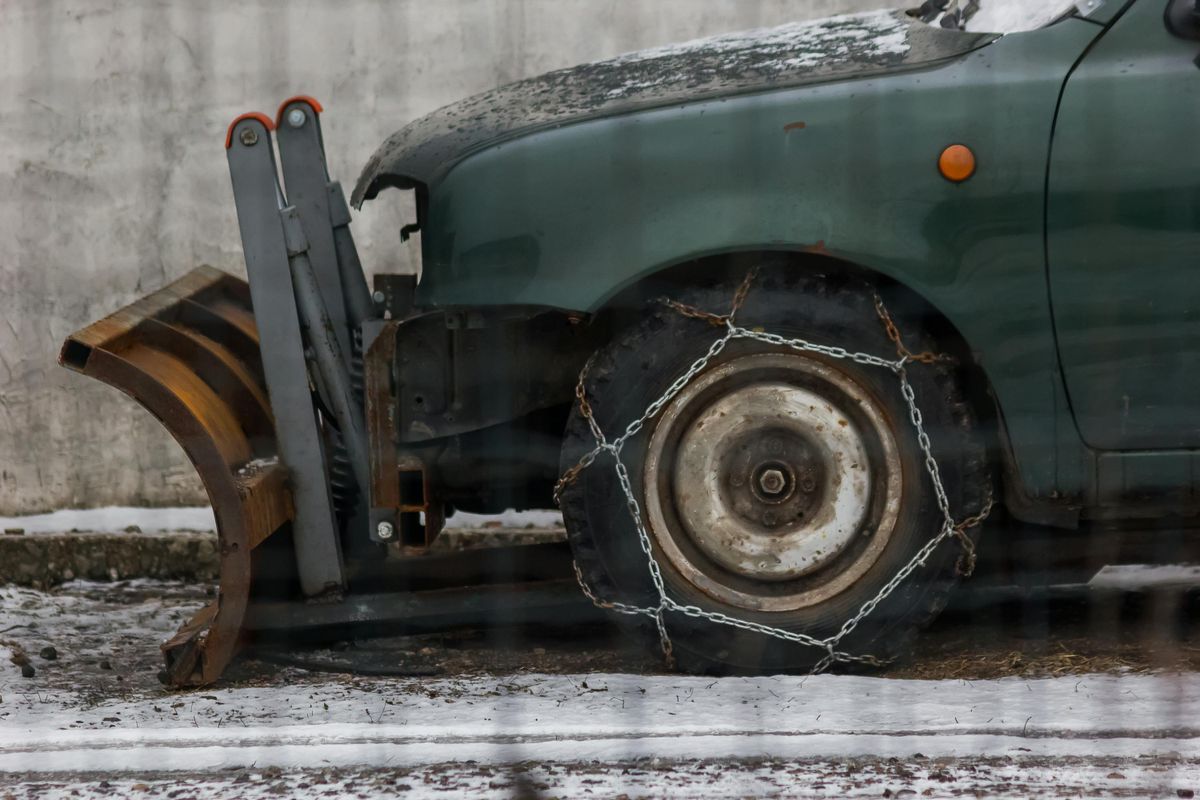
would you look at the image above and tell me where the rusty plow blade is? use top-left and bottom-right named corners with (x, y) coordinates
top-left (59, 266), bottom-right (293, 686)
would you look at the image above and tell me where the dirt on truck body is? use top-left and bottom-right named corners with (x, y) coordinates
top-left (61, 0), bottom-right (1200, 685)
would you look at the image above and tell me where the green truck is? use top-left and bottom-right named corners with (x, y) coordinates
top-left (63, 0), bottom-right (1200, 684)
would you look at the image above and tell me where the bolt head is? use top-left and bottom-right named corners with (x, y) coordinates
top-left (239, 127), bottom-right (259, 146)
top-left (758, 468), bottom-right (787, 496)
top-left (286, 107), bottom-right (307, 128)
top-left (376, 520), bottom-right (395, 541)
top-left (372, 290), bottom-right (386, 305)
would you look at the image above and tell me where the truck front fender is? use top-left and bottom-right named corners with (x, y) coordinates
top-left (411, 20), bottom-right (1101, 504)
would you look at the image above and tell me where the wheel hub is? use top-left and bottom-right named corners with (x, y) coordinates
top-left (729, 429), bottom-right (827, 528)
top-left (643, 352), bottom-right (903, 612)
top-left (675, 380), bottom-right (875, 581)
top-left (755, 466), bottom-right (788, 498)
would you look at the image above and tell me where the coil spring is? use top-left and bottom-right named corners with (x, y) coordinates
top-left (327, 326), bottom-right (365, 523)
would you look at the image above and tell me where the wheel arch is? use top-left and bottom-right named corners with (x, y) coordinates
top-left (587, 247), bottom-right (1014, 503)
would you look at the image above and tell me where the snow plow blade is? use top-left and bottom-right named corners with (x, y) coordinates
top-left (59, 265), bottom-right (293, 686)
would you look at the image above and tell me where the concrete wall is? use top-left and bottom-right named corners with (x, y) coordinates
top-left (0, 0), bottom-right (906, 513)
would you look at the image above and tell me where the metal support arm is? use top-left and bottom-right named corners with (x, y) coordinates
top-left (226, 113), bottom-right (346, 597)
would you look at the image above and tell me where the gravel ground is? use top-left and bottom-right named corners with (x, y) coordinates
top-left (5, 756), bottom-right (1199, 799)
top-left (1, 504), bottom-right (1198, 800)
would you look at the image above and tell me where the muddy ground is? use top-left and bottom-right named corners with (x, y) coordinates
top-left (2, 572), bottom-right (1199, 799)
top-left (8, 755), bottom-right (1199, 799)
top-left (2, 570), bottom-right (1198, 696)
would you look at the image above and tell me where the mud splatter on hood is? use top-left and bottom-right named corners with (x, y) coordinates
top-left (353, 11), bottom-right (994, 206)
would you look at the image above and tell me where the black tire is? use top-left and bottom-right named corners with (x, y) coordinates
top-left (559, 265), bottom-right (990, 674)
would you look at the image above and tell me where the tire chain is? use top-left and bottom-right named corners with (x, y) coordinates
top-left (555, 271), bottom-right (994, 672)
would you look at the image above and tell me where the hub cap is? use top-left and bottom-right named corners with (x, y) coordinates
top-left (643, 352), bottom-right (903, 612)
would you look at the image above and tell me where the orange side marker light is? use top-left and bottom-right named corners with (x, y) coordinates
top-left (938, 144), bottom-right (976, 183)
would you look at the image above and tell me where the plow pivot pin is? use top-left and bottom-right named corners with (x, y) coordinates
top-left (376, 521), bottom-right (396, 541)
top-left (239, 128), bottom-right (259, 146)
top-left (286, 108), bottom-right (307, 128)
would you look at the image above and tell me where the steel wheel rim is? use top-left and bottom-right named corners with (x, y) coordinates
top-left (643, 351), bottom-right (904, 612)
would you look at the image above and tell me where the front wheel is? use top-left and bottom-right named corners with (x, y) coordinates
top-left (559, 269), bottom-right (990, 673)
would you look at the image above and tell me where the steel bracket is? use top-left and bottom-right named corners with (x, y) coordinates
top-left (226, 112), bottom-right (346, 597)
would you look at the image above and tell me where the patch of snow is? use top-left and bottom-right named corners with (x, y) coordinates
top-left (0, 506), bottom-right (217, 534)
top-left (234, 456), bottom-right (279, 477)
top-left (612, 11), bottom-right (909, 63)
top-left (1, 671), bottom-right (1198, 773)
top-left (0, 506), bottom-right (563, 534)
top-left (2, 732), bottom-right (1198, 776)
top-left (600, 11), bottom-right (911, 100)
top-left (961, 1), bottom-right (1080, 34)
top-left (1090, 563), bottom-right (1200, 591)
top-left (0, 583), bottom-right (1196, 791)
top-left (443, 509), bottom-right (563, 529)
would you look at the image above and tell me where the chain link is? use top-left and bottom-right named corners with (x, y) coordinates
top-left (873, 294), bottom-right (956, 366)
top-left (662, 299), bottom-right (727, 327)
top-left (659, 266), bottom-right (759, 329)
top-left (558, 277), bottom-right (993, 671)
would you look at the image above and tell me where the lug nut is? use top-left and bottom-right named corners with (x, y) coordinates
top-left (758, 468), bottom-right (787, 496)
top-left (286, 107), bottom-right (307, 128)
top-left (376, 520), bottom-right (395, 541)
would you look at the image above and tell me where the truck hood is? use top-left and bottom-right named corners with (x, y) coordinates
top-left (352, 10), bottom-right (995, 206)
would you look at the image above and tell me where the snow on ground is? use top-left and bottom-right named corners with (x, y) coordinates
top-left (1090, 563), bottom-right (1200, 591)
top-left (1, 525), bottom-right (1197, 798)
top-left (1, 668), bottom-right (1199, 796)
top-left (0, 506), bottom-right (563, 534)
top-left (0, 507), bottom-right (218, 534)
top-left (1, 581), bottom-right (1198, 796)
top-left (2, 583), bottom-right (1198, 774)
top-left (2, 669), bottom-right (1200, 772)
top-left (6, 756), bottom-right (1199, 799)
top-left (442, 508), bottom-right (563, 529)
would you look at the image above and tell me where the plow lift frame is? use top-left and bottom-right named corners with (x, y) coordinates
top-left (60, 98), bottom-right (588, 687)
top-left (59, 100), bottom-right (395, 685)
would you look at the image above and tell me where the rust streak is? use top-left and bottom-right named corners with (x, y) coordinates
top-left (784, 121), bottom-right (807, 132)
